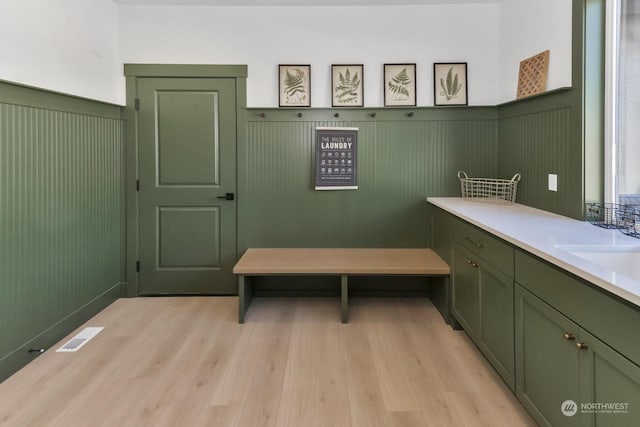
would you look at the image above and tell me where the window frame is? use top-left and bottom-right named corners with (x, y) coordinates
top-left (604, 0), bottom-right (620, 204)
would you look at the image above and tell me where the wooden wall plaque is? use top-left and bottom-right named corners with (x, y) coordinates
top-left (517, 50), bottom-right (550, 99)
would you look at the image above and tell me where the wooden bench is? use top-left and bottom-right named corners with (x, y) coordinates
top-left (233, 248), bottom-right (450, 323)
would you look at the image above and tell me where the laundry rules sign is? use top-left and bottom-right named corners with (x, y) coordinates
top-left (314, 127), bottom-right (358, 190)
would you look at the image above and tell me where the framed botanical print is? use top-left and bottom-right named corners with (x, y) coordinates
top-left (331, 64), bottom-right (364, 107)
top-left (279, 64), bottom-right (311, 107)
top-left (434, 62), bottom-right (468, 106)
top-left (384, 63), bottom-right (416, 106)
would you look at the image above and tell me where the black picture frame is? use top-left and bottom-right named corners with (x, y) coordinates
top-left (433, 62), bottom-right (468, 106)
top-left (383, 63), bottom-right (416, 107)
top-left (331, 64), bottom-right (364, 107)
top-left (279, 64), bottom-right (311, 107)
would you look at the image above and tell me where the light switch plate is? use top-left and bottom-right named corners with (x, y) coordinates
top-left (548, 174), bottom-right (558, 192)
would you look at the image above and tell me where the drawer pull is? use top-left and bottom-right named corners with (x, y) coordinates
top-left (563, 333), bottom-right (575, 341)
top-left (464, 236), bottom-right (484, 249)
top-left (575, 342), bottom-right (588, 350)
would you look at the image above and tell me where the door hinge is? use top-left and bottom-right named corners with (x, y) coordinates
top-left (136, 261), bottom-right (140, 273)
top-left (136, 179), bottom-right (140, 191)
top-left (134, 98), bottom-right (140, 110)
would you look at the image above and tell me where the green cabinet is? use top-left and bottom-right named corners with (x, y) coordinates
top-left (430, 203), bottom-right (640, 427)
top-left (516, 284), bottom-right (640, 427)
top-left (450, 221), bottom-right (515, 390)
top-left (515, 284), bottom-right (580, 427)
top-left (579, 329), bottom-right (640, 427)
top-left (451, 243), bottom-right (480, 333)
top-left (478, 257), bottom-right (515, 390)
top-left (515, 249), bottom-right (640, 366)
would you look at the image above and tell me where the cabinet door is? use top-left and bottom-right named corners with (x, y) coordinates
top-left (515, 285), bottom-right (580, 427)
top-left (452, 243), bottom-right (480, 338)
top-left (479, 261), bottom-right (514, 390)
top-left (579, 328), bottom-right (640, 427)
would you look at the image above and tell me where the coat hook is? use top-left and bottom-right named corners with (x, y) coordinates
top-left (334, 112), bottom-right (340, 118)
top-left (370, 112), bottom-right (377, 118)
top-left (259, 112), bottom-right (266, 118)
top-left (297, 112), bottom-right (303, 118)
top-left (407, 112), bottom-right (414, 117)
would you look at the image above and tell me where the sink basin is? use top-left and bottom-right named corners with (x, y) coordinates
top-left (554, 244), bottom-right (640, 282)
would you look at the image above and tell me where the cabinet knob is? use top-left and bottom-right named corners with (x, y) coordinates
top-left (563, 333), bottom-right (575, 341)
top-left (464, 236), bottom-right (484, 248)
top-left (575, 342), bottom-right (588, 350)
top-left (467, 260), bottom-right (478, 268)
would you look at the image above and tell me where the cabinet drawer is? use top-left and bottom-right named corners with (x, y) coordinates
top-left (451, 216), bottom-right (514, 277)
top-left (515, 249), bottom-right (640, 366)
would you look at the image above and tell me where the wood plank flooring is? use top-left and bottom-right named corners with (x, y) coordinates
top-left (0, 297), bottom-right (536, 427)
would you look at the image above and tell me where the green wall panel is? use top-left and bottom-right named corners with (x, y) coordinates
top-left (0, 83), bottom-right (124, 381)
top-left (240, 111), bottom-right (497, 251)
top-left (497, 98), bottom-right (582, 219)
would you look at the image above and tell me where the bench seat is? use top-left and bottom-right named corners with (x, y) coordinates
top-left (233, 248), bottom-right (450, 323)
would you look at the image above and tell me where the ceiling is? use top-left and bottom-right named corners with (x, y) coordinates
top-left (113, 0), bottom-right (500, 5)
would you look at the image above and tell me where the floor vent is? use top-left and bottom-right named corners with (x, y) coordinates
top-left (56, 327), bottom-right (104, 352)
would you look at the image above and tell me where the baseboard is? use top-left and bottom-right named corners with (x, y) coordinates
top-left (0, 283), bottom-right (122, 383)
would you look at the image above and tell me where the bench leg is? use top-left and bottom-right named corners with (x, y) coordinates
top-left (341, 275), bottom-right (348, 323)
top-left (238, 275), bottom-right (254, 323)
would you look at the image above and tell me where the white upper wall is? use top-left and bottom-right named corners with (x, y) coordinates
top-left (117, 4), bottom-right (501, 107)
top-left (114, 0), bottom-right (501, 4)
top-left (0, 0), bottom-right (121, 104)
top-left (499, 0), bottom-right (573, 102)
top-left (0, 1), bottom-right (573, 107)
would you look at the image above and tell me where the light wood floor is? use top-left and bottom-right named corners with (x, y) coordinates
top-left (0, 297), bottom-right (536, 427)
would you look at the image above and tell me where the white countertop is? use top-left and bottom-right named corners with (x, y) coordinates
top-left (428, 197), bottom-right (640, 307)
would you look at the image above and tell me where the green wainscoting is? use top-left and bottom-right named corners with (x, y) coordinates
top-left (0, 80), bottom-right (125, 382)
top-left (497, 89), bottom-right (583, 219)
top-left (239, 108), bottom-right (498, 252)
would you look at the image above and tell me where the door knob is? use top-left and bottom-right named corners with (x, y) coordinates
top-left (217, 193), bottom-right (235, 201)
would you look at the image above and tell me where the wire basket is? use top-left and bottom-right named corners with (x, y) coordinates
top-left (620, 204), bottom-right (640, 238)
top-left (584, 202), bottom-right (628, 229)
top-left (458, 171), bottom-right (521, 204)
top-left (585, 202), bottom-right (640, 239)
top-left (620, 207), bottom-right (640, 238)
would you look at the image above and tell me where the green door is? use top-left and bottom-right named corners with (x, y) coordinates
top-left (137, 77), bottom-right (236, 294)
